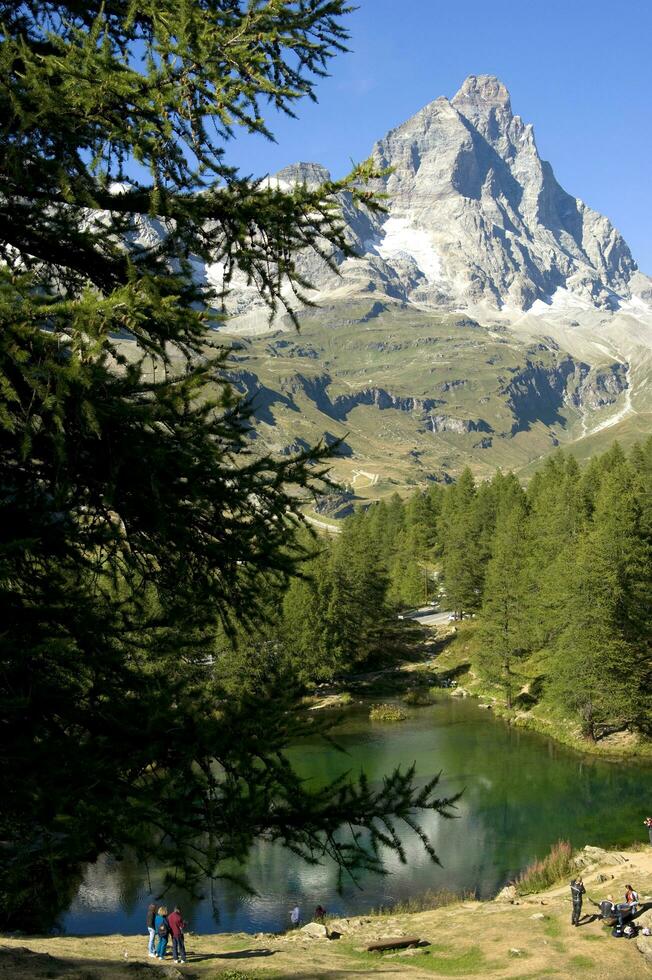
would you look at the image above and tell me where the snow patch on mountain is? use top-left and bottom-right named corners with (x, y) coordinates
top-left (372, 217), bottom-right (444, 284)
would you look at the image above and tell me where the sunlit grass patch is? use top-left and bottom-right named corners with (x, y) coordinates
top-left (348, 943), bottom-right (498, 976)
top-left (569, 954), bottom-right (594, 968)
top-left (543, 917), bottom-right (562, 938)
top-left (406, 945), bottom-right (495, 975)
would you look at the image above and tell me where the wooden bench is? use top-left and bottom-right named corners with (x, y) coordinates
top-left (367, 936), bottom-right (425, 952)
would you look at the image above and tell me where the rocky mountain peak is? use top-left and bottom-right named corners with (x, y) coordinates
top-left (450, 75), bottom-right (523, 155)
top-left (452, 74), bottom-right (512, 111)
top-left (360, 74), bottom-right (639, 312)
top-left (208, 76), bottom-right (648, 329)
top-left (272, 162), bottom-right (331, 188)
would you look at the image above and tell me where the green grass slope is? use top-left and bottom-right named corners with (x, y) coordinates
top-left (218, 299), bottom-right (645, 491)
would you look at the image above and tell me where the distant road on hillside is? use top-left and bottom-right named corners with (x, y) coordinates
top-left (400, 607), bottom-right (455, 627)
top-left (304, 514), bottom-right (342, 534)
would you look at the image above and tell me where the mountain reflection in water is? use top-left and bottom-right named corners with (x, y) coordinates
top-left (64, 698), bottom-right (649, 935)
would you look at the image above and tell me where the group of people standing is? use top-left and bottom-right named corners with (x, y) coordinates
top-left (146, 904), bottom-right (188, 963)
top-left (570, 877), bottom-right (640, 935)
top-left (289, 903), bottom-right (326, 929)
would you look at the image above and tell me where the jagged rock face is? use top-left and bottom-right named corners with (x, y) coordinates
top-left (363, 74), bottom-right (636, 311)
top-left (499, 357), bottom-right (629, 434)
top-left (220, 74), bottom-right (642, 322)
top-left (116, 76), bottom-right (648, 329)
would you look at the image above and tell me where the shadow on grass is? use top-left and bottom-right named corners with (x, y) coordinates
top-left (0, 944), bottom-right (277, 978)
top-left (270, 973), bottom-right (401, 979)
top-left (632, 900), bottom-right (652, 923)
top-left (186, 947), bottom-right (276, 962)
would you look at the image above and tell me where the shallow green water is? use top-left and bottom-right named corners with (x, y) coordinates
top-left (64, 697), bottom-right (651, 935)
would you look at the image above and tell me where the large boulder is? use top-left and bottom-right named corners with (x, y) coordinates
top-left (299, 922), bottom-right (329, 939)
top-left (636, 908), bottom-right (652, 930)
top-left (328, 918), bottom-right (354, 934)
top-left (637, 933), bottom-right (652, 966)
top-left (574, 846), bottom-right (629, 869)
top-left (495, 884), bottom-right (517, 903)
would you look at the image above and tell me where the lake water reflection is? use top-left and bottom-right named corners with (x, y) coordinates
top-left (63, 697), bottom-right (650, 935)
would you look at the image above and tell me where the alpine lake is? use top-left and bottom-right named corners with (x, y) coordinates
top-left (64, 697), bottom-right (650, 936)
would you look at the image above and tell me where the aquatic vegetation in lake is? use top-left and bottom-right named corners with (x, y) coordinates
top-left (369, 703), bottom-right (408, 722)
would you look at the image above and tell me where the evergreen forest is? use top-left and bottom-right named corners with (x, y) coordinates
top-left (253, 441), bottom-right (652, 742)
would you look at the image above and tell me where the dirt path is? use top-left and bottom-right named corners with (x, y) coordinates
top-left (2, 846), bottom-right (652, 979)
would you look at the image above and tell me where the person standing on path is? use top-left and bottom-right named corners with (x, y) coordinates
top-left (146, 902), bottom-right (157, 957)
top-left (645, 816), bottom-right (652, 844)
top-left (154, 905), bottom-right (170, 959)
top-left (167, 906), bottom-right (188, 964)
top-left (570, 877), bottom-right (585, 926)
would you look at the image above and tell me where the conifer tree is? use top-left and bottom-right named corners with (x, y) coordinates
top-left (322, 512), bottom-right (388, 664)
top-left (405, 489), bottom-right (438, 557)
top-left (479, 499), bottom-right (532, 708)
top-left (388, 527), bottom-right (427, 608)
top-left (525, 453), bottom-right (584, 648)
top-left (439, 468), bottom-right (483, 615)
top-left (0, 1), bottom-right (458, 928)
top-left (549, 468), bottom-right (650, 738)
top-left (378, 492), bottom-right (407, 563)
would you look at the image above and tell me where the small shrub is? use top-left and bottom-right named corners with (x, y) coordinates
top-left (369, 703), bottom-right (407, 722)
top-left (372, 887), bottom-right (476, 915)
top-left (339, 691), bottom-right (353, 705)
top-left (514, 840), bottom-right (575, 895)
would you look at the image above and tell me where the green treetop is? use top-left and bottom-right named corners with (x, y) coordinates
top-left (479, 498), bottom-right (532, 708)
top-left (550, 466), bottom-right (650, 738)
top-left (439, 468), bottom-right (484, 616)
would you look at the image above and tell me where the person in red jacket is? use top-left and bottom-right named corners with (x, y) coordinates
top-left (167, 907), bottom-right (187, 964)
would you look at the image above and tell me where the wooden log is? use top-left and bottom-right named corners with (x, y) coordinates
top-left (366, 936), bottom-right (423, 952)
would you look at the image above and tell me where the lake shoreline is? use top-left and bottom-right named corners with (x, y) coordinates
top-left (58, 679), bottom-right (652, 941)
top-left (3, 844), bottom-right (652, 978)
top-left (309, 620), bottom-right (652, 763)
top-left (435, 620), bottom-right (652, 763)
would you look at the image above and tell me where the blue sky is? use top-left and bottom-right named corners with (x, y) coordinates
top-left (223, 0), bottom-right (652, 272)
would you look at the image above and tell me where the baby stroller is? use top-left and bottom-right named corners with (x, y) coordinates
top-left (595, 899), bottom-right (635, 932)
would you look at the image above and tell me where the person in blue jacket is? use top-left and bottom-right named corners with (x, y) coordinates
top-left (154, 905), bottom-right (170, 959)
